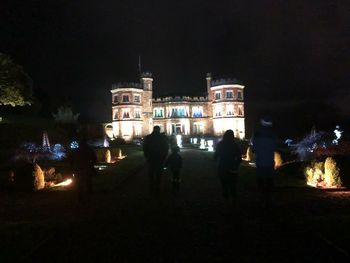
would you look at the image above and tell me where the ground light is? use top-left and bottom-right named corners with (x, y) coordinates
top-left (94, 164), bottom-right (108, 170)
top-left (176, 135), bottom-right (183, 148)
top-left (207, 140), bottom-right (214, 152)
top-left (200, 139), bottom-right (206, 149)
top-left (51, 178), bottom-right (73, 187)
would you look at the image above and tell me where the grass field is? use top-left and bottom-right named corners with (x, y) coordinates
top-left (1, 145), bottom-right (350, 261)
top-left (0, 144), bottom-right (145, 261)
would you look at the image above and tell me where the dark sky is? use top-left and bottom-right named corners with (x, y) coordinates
top-left (1, 0), bottom-right (350, 135)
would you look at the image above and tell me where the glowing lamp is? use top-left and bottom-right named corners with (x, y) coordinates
top-left (70, 141), bottom-right (79, 149)
top-left (176, 134), bottom-right (183, 148)
top-left (200, 139), bottom-right (205, 149)
top-left (207, 140), bottom-right (214, 152)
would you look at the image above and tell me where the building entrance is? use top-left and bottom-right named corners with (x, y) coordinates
top-left (172, 124), bottom-right (184, 134)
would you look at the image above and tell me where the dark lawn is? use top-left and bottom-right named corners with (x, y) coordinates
top-left (0, 148), bottom-right (349, 262)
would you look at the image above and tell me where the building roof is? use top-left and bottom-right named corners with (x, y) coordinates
top-left (211, 78), bottom-right (243, 87)
top-left (112, 82), bottom-right (143, 89)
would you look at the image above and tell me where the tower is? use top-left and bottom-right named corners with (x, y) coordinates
top-left (141, 72), bottom-right (153, 135)
top-left (206, 72), bottom-right (212, 101)
top-left (206, 73), bottom-right (214, 134)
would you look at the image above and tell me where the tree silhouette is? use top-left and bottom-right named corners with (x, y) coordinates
top-left (0, 53), bottom-right (32, 106)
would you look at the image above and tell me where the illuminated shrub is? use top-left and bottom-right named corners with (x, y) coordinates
top-left (274, 152), bottom-right (283, 169)
top-left (96, 148), bottom-right (107, 162)
top-left (44, 167), bottom-right (56, 181)
top-left (244, 146), bottom-right (254, 161)
top-left (324, 157), bottom-right (342, 188)
top-left (105, 149), bottom-right (111, 163)
top-left (304, 158), bottom-right (343, 188)
top-left (305, 161), bottom-right (324, 187)
top-left (96, 148), bottom-right (121, 163)
top-left (33, 163), bottom-right (45, 190)
top-left (111, 148), bottom-right (122, 159)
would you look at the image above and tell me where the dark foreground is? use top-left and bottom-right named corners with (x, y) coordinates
top-left (1, 148), bottom-right (350, 262)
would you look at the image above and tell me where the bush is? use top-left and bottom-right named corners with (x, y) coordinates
top-left (105, 149), bottom-right (111, 163)
top-left (305, 161), bottom-right (324, 187)
top-left (244, 146), bottom-right (254, 161)
top-left (324, 157), bottom-right (342, 187)
top-left (95, 147), bottom-right (121, 163)
top-left (110, 148), bottom-right (122, 159)
top-left (274, 152), bottom-right (283, 169)
top-left (96, 148), bottom-right (108, 163)
top-left (304, 157), bottom-right (343, 188)
top-left (33, 163), bottom-right (45, 190)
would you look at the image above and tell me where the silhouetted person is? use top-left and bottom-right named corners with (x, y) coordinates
top-left (71, 138), bottom-right (97, 205)
top-left (252, 116), bottom-right (276, 211)
top-left (165, 146), bottom-right (183, 193)
top-left (143, 126), bottom-right (169, 196)
top-left (214, 130), bottom-right (242, 205)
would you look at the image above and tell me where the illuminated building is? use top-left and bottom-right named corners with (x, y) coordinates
top-left (105, 72), bottom-right (245, 141)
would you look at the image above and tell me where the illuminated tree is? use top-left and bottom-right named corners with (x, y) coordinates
top-left (324, 157), bottom-right (342, 187)
top-left (0, 53), bottom-right (32, 106)
top-left (33, 163), bottom-right (45, 190)
top-left (274, 152), bottom-right (283, 169)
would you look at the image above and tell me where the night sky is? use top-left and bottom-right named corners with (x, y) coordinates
top-left (1, 0), bottom-right (350, 137)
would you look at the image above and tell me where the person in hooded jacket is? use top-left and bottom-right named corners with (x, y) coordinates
top-left (252, 116), bottom-right (276, 210)
top-left (214, 130), bottom-right (242, 204)
top-left (143, 126), bottom-right (169, 196)
top-left (70, 138), bottom-right (97, 205)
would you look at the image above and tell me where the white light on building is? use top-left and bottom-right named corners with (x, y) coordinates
top-left (207, 140), bottom-right (214, 152)
top-left (200, 139), bottom-right (206, 149)
top-left (176, 134), bottom-right (183, 148)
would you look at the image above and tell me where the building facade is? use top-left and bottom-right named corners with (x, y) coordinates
top-left (105, 73), bottom-right (245, 141)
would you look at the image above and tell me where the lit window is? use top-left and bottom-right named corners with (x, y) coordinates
top-left (134, 111), bottom-right (141, 118)
top-left (226, 91), bottom-right (233, 99)
top-left (171, 107), bottom-right (186, 117)
top-left (122, 95), bottom-right (129, 102)
top-left (123, 110), bottom-right (130, 119)
top-left (226, 106), bottom-right (234, 116)
top-left (237, 91), bottom-right (242, 100)
top-left (238, 106), bottom-right (243, 116)
top-left (215, 92), bottom-right (221, 100)
top-left (113, 110), bottom-right (118, 120)
top-left (192, 106), bottom-right (203, 118)
top-left (154, 108), bottom-right (164, 118)
top-left (134, 95), bottom-right (140, 103)
top-left (215, 106), bottom-right (222, 117)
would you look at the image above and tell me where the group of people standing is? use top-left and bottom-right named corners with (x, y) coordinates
top-left (143, 116), bottom-right (276, 211)
top-left (71, 116), bottom-right (276, 210)
top-left (143, 126), bottom-right (183, 195)
top-left (214, 116), bottom-right (276, 210)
